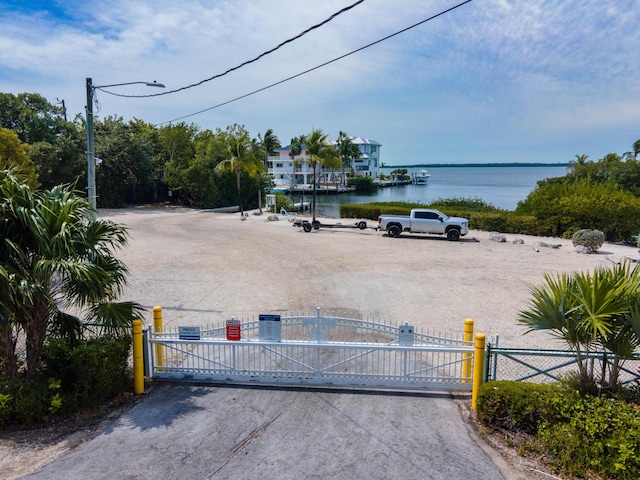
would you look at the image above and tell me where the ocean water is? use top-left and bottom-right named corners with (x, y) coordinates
top-left (299, 165), bottom-right (568, 218)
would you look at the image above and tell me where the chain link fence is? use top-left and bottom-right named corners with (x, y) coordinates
top-left (486, 344), bottom-right (640, 388)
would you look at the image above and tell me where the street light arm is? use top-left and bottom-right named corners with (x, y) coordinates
top-left (85, 77), bottom-right (165, 212)
top-left (94, 81), bottom-right (166, 89)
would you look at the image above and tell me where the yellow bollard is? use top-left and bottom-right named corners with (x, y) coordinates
top-left (132, 319), bottom-right (144, 395)
top-left (462, 318), bottom-right (474, 383)
top-left (471, 333), bottom-right (486, 410)
top-left (153, 306), bottom-right (165, 370)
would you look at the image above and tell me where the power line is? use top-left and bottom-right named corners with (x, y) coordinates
top-left (155, 0), bottom-right (473, 126)
top-left (96, 0), bottom-right (365, 99)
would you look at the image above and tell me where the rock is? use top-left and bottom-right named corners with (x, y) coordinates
top-left (489, 232), bottom-right (506, 242)
top-left (267, 215), bottom-right (280, 221)
top-left (512, 238), bottom-right (524, 245)
top-left (575, 245), bottom-right (591, 254)
top-left (539, 242), bottom-right (562, 249)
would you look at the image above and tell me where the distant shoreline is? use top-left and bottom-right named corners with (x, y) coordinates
top-left (383, 162), bottom-right (569, 168)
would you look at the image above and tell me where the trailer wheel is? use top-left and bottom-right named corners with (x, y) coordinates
top-left (446, 228), bottom-right (461, 241)
top-left (388, 225), bottom-right (401, 238)
top-left (303, 223), bottom-right (312, 232)
top-left (312, 220), bottom-right (321, 230)
top-left (358, 221), bottom-right (367, 230)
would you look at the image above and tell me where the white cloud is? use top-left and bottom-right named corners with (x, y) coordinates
top-left (0, 0), bottom-right (638, 164)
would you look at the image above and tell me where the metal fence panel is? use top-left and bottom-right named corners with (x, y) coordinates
top-left (146, 311), bottom-right (475, 391)
top-left (486, 345), bottom-right (640, 386)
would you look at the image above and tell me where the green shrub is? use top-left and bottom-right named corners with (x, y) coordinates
top-left (0, 392), bottom-right (12, 425)
top-left (0, 335), bottom-right (131, 426)
top-left (347, 176), bottom-right (377, 193)
top-left (476, 380), bottom-right (640, 480)
top-left (517, 180), bottom-right (640, 241)
top-left (41, 335), bottom-right (132, 411)
top-left (572, 228), bottom-right (605, 253)
top-left (538, 396), bottom-right (640, 479)
top-left (273, 192), bottom-right (294, 213)
top-left (429, 197), bottom-right (500, 212)
top-left (0, 376), bottom-right (61, 426)
top-left (340, 204), bottom-right (381, 219)
top-left (476, 380), bottom-right (563, 434)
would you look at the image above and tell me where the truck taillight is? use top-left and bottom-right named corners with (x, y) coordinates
top-left (377, 217), bottom-right (381, 224)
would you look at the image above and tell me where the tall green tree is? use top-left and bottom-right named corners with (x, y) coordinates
top-left (335, 131), bottom-right (361, 186)
top-left (158, 122), bottom-right (197, 201)
top-left (0, 93), bottom-right (65, 145)
top-left (93, 116), bottom-right (158, 207)
top-left (0, 170), bottom-right (143, 379)
top-left (256, 129), bottom-right (281, 212)
top-left (164, 127), bottom-right (220, 207)
top-left (0, 92), bottom-right (84, 190)
top-left (214, 125), bottom-right (263, 215)
top-left (0, 127), bottom-right (39, 188)
top-left (304, 129), bottom-right (341, 222)
top-left (257, 128), bottom-right (281, 167)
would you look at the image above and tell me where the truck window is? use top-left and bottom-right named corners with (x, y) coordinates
top-left (415, 211), bottom-right (439, 220)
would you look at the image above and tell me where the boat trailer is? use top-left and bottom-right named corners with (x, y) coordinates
top-left (293, 219), bottom-right (369, 233)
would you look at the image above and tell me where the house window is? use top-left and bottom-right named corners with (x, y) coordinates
top-left (371, 145), bottom-right (377, 153)
top-left (276, 163), bottom-right (283, 168)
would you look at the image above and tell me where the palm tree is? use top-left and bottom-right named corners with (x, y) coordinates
top-left (256, 129), bottom-right (281, 213)
top-left (336, 131), bottom-right (361, 187)
top-left (288, 135), bottom-right (305, 209)
top-left (567, 154), bottom-right (590, 180)
top-left (258, 128), bottom-right (281, 167)
top-left (214, 131), bottom-right (263, 215)
top-left (518, 263), bottom-right (640, 393)
top-left (303, 129), bottom-right (341, 222)
top-left (0, 169), bottom-right (143, 379)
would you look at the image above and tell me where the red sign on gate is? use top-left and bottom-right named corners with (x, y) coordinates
top-left (226, 318), bottom-right (241, 341)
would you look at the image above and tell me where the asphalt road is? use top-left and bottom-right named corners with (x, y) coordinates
top-left (24, 384), bottom-right (517, 480)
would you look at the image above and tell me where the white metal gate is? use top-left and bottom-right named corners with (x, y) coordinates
top-left (145, 310), bottom-right (475, 391)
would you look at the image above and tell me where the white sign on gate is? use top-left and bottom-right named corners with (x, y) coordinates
top-left (259, 314), bottom-right (281, 342)
top-left (179, 326), bottom-right (201, 340)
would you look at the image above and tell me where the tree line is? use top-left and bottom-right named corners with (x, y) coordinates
top-left (515, 139), bottom-right (640, 241)
top-left (0, 92), bottom-right (363, 215)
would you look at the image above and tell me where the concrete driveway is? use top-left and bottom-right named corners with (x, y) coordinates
top-left (25, 384), bottom-right (515, 480)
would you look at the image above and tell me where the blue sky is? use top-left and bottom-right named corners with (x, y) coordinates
top-left (0, 0), bottom-right (638, 165)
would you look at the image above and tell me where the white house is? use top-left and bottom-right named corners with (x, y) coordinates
top-left (267, 137), bottom-right (382, 189)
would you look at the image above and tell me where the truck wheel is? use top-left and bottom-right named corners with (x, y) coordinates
top-left (303, 223), bottom-right (312, 232)
top-left (358, 221), bottom-right (367, 230)
top-left (388, 225), bottom-right (401, 238)
top-left (446, 229), bottom-right (461, 241)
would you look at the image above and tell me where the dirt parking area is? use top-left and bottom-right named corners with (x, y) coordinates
top-left (104, 207), bottom-right (636, 348)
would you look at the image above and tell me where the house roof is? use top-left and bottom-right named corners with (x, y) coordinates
top-left (350, 137), bottom-right (381, 146)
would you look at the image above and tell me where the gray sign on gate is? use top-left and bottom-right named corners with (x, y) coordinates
top-left (259, 314), bottom-right (282, 342)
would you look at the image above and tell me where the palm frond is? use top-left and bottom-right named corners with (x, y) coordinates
top-left (85, 301), bottom-right (147, 337)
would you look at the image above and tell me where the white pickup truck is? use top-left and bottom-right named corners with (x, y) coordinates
top-left (377, 209), bottom-right (470, 241)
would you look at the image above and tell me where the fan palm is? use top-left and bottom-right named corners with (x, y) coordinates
top-left (1, 169), bottom-right (143, 379)
top-left (336, 131), bottom-right (361, 187)
top-left (214, 131), bottom-right (263, 215)
top-left (518, 263), bottom-right (640, 392)
top-left (303, 129), bottom-right (340, 222)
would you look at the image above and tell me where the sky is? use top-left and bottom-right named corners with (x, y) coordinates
top-left (0, 0), bottom-right (638, 166)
